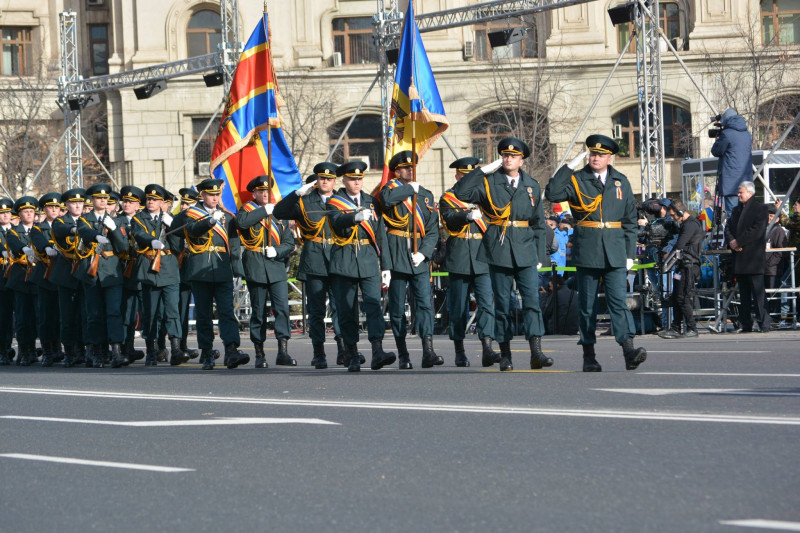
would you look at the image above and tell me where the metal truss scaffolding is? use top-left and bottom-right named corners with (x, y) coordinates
top-left (58, 10), bottom-right (83, 190)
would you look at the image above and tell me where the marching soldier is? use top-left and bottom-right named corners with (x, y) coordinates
top-left (439, 157), bottom-right (501, 367)
top-left (5, 197), bottom-right (41, 366)
top-left (274, 162), bottom-right (349, 369)
top-left (380, 151), bottom-right (444, 369)
top-left (130, 184), bottom-right (187, 366)
top-left (545, 134), bottom-right (647, 372)
top-left (183, 178), bottom-right (249, 370)
top-left (50, 188), bottom-right (88, 367)
top-left (29, 192), bottom-right (64, 366)
top-left (106, 191), bottom-right (121, 217)
top-left (117, 185), bottom-right (147, 364)
top-left (172, 188), bottom-right (200, 359)
top-left (0, 198), bottom-right (15, 365)
top-left (76, 183), bottom-right (128, 368)
top-left (236, 175), bottom-right (297, 369)
top-left (453, 137), bottom-right (552, 371)
top-left (327, 160), bottom-right (396, 372)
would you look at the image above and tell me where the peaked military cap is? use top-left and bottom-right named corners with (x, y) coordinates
top-left (84, 197), bottom-right (93, 207)
top-left (313, 162), bottom-right (339, 179)
top-left (0, 198), bottom-right (13, 213)
top-left (449, 157), bottom-right (480, 173)
top-left (107, 191), bottom-right (120, 205)
top-left (246, 175), bottom-right (272, 192)
top-left (14, 196), bottom-right (38, 212)
top-left (197, 178), bottom-right (224, 194)
top-left (497, 137), bottom-right (531, 159)
top-left (120, 185), bottom-right (145, 205)
top-left (388, 151), bottom-right (418, 172)
top-left (144, 184), bottom-right (169, 201)
top-left (179, 188), bottom-right (199, 203)
top-left (585, 134), bottom-right (619, 155)
top-left (86, 183), bottom-right (112, 198)
top-left (336, 160), bottom-right (368, 178)
top-left (38, 192), bottom-right (62, 208)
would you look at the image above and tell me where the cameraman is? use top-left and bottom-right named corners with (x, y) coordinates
top-left (638, 199), bottom-right (679, 316)
top-left (711, 108), bottom-right (753, 219)
top-left (658, 200), bottom-right (705, 338)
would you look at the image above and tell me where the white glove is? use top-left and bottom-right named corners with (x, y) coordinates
top-left (381, 270), bottom-right (391, 288)
top-left (45, 247), bottom-right (58, 258)
top-left (537, 263), bottom-right (542, 270)
top-left (411, 252), bottom-right (425, 267)
top-left (409, 182), bottom-right (420, 194)
top-left (265, 246), bottom-right (277, 258)
top-left (22, 246), bottom-right (35, 263)
top-left (626, 258), bottom-right (634, 271)
top-left (297, 183), bottom-right (315, 197)
top-left (212, 210), bottom-right (224, 221)
top-left (481, 157), bottom-right (503, 175)
top-left (1, 251), bottom-right (8, 259)
top-left (568, 151), bottom-right (588, 170)
top-left (161, 213), bottom-right (173, 227)
top-left (263, 204), bottom-right (275, 216)
top-left (151, 240), bottom-right (165, 250)
top-left (95, 235), bottom-right (110, 245)
top-left (354, 209), bottom-right (370, 222)
top-left (103, 217), bottom-right (116, 231)
top-left (70, 226), bottom-right (77, 235)
top-left (466, 208), bottom-right (482, 221)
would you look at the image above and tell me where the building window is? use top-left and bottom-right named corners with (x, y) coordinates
top-left (89, 25), bottom-right (109, 75)
top-left (759, 95), bottom-right (800, 149)
top-left (193, 117), bottom-right (221, 176)
top-left (1, 27), bottom-right (33, 76)
top-left (332, 17), bottom-right (378, 65)
top-left (762, 0), bottom-right (800, 45)
top-left (469, 109), bottom-right (549, 165)
top-left (617, 1), bottom-right (686, 52)
top-left (612, 103), bottom-right (693, 158)
top-left (327, 115), bottom-right (383, 169)
top-left (474, 16), bottom-right (538, 60)
top-left (187, 10), bottom-right (221, 57)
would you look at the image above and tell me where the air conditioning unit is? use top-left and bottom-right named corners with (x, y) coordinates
top-left (613, 124), bottom-right (623, 140)
top-left (198, 162), bottom-right (211, 176)
top-left (464, 40), bottom-right (475, 59)
top-left (331, 52), bottom-right (342, 67)
top-left (87, 0), bottom-right (106, 6)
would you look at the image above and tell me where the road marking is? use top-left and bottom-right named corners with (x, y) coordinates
top-left (596, 388), bottom-right (800, 397)
top-left (0, 453), bottom-right (193, 473)
top-left (720, 519), bottom-right (800, 531)
top-left (0, 415), bottom-right (340, 427)
top-left (2, 387), bottom-right (800, 425)
top-left (641, 372), bottom-right (800, 377)
top-left (645, 351), bottom-right (771, 354)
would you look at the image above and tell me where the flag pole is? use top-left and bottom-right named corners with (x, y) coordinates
top-left (409, 0), bottom-right (418, 254)
top-left (264, 1), bottom-right (273, 247)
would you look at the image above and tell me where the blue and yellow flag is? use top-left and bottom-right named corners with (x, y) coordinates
top-left (379, 0), bottom-right (448, 188)
top-left (210, 12), bottom-right (302, 213)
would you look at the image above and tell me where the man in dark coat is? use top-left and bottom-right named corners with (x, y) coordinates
top-left (724, 181), bottom-right (770, 332)
top-left (0, 198), bottom-right (16, 364)
top-left (172, 188), bottom-right (201, 360)
top-left (545, 134), bottom-right (647, 372)
top-left (116, 185), bottom-right (146, 365)
top-left (765, 204), bottom-right (788, 318)
top-left (711, 108), bottom-right (753, 218)
top-left (5, 197), bottom-right (40, 365)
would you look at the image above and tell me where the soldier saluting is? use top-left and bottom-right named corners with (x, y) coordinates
top-left (545, 134), bottom-right (646, 372)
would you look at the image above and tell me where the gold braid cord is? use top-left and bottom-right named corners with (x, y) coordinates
top-left (328, 216), bottom-right (358, 246)
top-left (298, 200), bottom-right (325, 242)
top-left (482, 176), bottom-right (512, 241)
top-left (382, 205), bottom-right (409, 230)
top-left (240, 224), bottom-right (265, 252)
top-left (185, 227), bottom-right (213, 254)
top-left (567, 174), bottom-right (603, 222)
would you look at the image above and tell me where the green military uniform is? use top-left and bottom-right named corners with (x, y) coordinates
top-left (184, 178), bottom-right (249, 370)
top-left (380, 151), bottom-right (443, 369)
top-left (0, 198), bottom-right (17, 364)
top-left (274, 163), bottom-right (346, 369)
top-left (173, 188), bottom-right (200, 359)
top-left (327, 161), bottom-right (396, 372)
top-left (453, 138), bottom-right (552, 371)
top-left (545, 134), bottom-right (647, 372)
top-left (439, 157), bottom-right (500, 368)
top-left (236, 175), bottom-right (297, 369)
top-left (49, 189), bottom-right (87, 367)
top-left (76, 184), bottom-right (128, 367)
top-left (29, 192), bottom-right (63, 366)
top-left (116, 186), bottom-right (146, 365)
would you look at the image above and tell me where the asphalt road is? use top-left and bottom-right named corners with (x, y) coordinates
top-left (1, 332), bottom-right (799, 533)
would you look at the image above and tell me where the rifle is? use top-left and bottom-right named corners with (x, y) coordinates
top-left (24, 260), bottom-right (34, 282)
top-left (176, 248), bottom-right (187, 268)
top-left (123, 258), bottom-right (135, 278)
top-left (44, 257), bottom-right (55, 281)
top-left (3, 259), bottom-right (12, 279)
top-left (150, 213), bottom-right (167, 273)
top-left (87, 253), bottom-right (100, 277)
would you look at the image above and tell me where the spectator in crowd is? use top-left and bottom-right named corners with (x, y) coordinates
top-left (697, 197), bottom-right (714, 232)
top-left (541, 274), bottom-right (578, 335)
top-left (711, 108), bottom-right (753, 218)
top-left (765, 204), bottom-right (788, 320)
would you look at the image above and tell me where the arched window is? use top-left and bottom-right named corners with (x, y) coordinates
top-left (759, 95), bottom-right (800, 149)
top-left (469, 109), bottom-right (550, 166)
top-left (612, 103), bottom-right (692, 158)
top-left (762, 0), bottom-right (800, 45)
top-left (187, 10), bottom-right (221, 57)
top-left (617, 1), bottom-right (687, 52)
top-left (328, 115), bottom-right (384, 170)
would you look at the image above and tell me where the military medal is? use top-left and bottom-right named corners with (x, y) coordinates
top-left (527, 186), bottom-right (535, 207)
top-left (615, 181), bottom-right (623, 200)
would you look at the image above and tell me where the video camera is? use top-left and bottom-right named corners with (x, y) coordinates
top-left (708, 114), bottom-right (722, 138)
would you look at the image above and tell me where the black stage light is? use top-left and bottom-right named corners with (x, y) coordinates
top-left (133, 80), bottom-right (167, 100)
top-left (203, 72), bottom-right (224, 87)
top-left (386, 48), bottom-right (399, 64)
top-left (608, 1), bottom-right (638, 26)
top-left (487, 27), bottom-right (526, 48)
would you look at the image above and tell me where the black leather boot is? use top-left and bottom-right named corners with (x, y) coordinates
top-left (201, 348), bottom-right (215, 370)
top-left (370, 339), bottom-right (396, 370)
top-left (0, 344), bottom-right (11, 366)
top-left (169, 336), bottom-right (189, 366)
top-left (110, 343), bottom-right (126, 368)
top-left (41, 342), bottom-right (56, 367)
top-left (335, 337), bottom-right (346, 366)
top-left (144, 339), bottom-right (158, 367)
top-left (254, 344), bottom-right (268, 369)
top-left (529, 336), bottom-right (553, 369)
top-left (275, 339), bottom-right (297, 366)
top-left (125, 337), bottom-right (145, 363)
top-left (621, 338), bottom-right (647, 370)
top-left (582, 343), bottom-right (602, 372)
top-left (454, 340), bottom-right (470, 367)
top-left (396, 337), bottom-right (412, 369)
top-left (84, 345), bottom-right (94, 367)
top-left (311, 343), bottom-right (327, 369)
top-left (156, 336), bottom-right (168, 362)
top-left (480, 337), bottom-right (501, 367)
top-left (498, 341), bottom-right (513, 371)
top-left (20, 344), bottom-right (36, 366)
top-left (421, 337), bottom-right (444, 368)
top-left (62, 344), bottom-right (76, 368)
top-left (92, 344), bottom-right (105, 368)
top-left (225, 344), bottom-right (250, 369)
top-left (53, 343), bottom-right (65, 364)
top-left (71, 345), bottom-right (85, 366)
top-left (347, 344), bottom-right (360, 372)
top-left (181, 340), bottom-right (200, 360)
